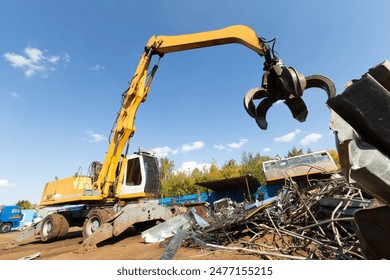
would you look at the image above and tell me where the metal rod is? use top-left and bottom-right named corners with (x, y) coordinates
top-left (278, 228), bottom-right (353, 260)
top-left (205, 243), bottom-right (307, 260)
top-left (291, 181), bottom-right (326, 236)
top-left (293, 217), bottom-right (354, 232)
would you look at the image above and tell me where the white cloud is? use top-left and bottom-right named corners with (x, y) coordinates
top-left (178, 161), bottom-right (211, 174)
top-left (213, 144), bottom-right (225, 150)
top-left (153, 141), bottom-right (205, 158)
top-left (227, 138), bottom-right (248, 149)
top-left (212, 138), bottom-right (248, 151)
top-left (91, 64), bottom-right (106, 71)
top-left (0, 179), bottom-right (16, 187)
top-left (11, 92), bottom-right (20, 98)
top-left (180, 141), bottom-right (204, 153)
top-left (300, 133), bottom-right (323, 145)
top-left (154, 146), bottom-right (172, 158)
top-left (263, 147), bottom-right (271, 152)
top-left (275, 129), bottom-right (301, 143)
top-left (48, 55), bottom-right (60, 63)
top-left (24, 47), bottom-right (44, 62)
top-left (3, 46), bottom-right (68, 77)
top-left (85, 130), bottom-right (107, 142)
top-left (63, 53), bottom-right (70, 67)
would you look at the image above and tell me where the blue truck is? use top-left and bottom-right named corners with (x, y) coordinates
top-left (0, 205), bottom-right (23, 233)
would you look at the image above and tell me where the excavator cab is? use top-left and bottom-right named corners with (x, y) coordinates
top-left (119, 149), bottom-right (160, 199)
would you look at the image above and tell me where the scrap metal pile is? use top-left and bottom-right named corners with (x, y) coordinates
top-left (150, 60), bottom-right (390, 260)
top-left (179, 175), bottom-right (370, 260)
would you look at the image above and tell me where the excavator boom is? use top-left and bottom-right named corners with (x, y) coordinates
top-left (97, 25), bottom-right (334, 199)
top-left (97, 25), bottom-right (270, 198)
top-left (145, 25), bottom-right (266, 55)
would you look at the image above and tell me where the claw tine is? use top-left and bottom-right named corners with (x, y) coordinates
top-left (305, 75), bottom-right (336, 99)
top-left (284, 97), bottom-right (308, 122)
top-left (243, 87), bottom-right (267, 118)
top-left (255, 98), bottom-right (274, 130)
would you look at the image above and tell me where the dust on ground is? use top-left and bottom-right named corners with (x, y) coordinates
top-left (0, 227), bottom-right (258, 260)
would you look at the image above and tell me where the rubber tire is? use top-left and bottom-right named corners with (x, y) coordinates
top-left (58, 214), bottom-right (70, 238)
top-left (40, 214), bottom-right (66, 242)
top-left (82, 209), bottom-right (111, 238)
top-left (0, 223), bottom-right (12, 233)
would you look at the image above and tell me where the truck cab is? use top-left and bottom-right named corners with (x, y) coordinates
top-left (0, 205), bottom-right (23, 233)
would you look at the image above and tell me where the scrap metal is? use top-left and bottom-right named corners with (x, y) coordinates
top-left (147, 61), bottom-right (390, 260)
top-left (327, 60), bottom-right (390, 259)
top-left (149, 174), bottom-right (373, 260)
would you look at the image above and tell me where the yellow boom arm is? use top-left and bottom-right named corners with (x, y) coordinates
top-left (97, 25), bottom-right (268, 197)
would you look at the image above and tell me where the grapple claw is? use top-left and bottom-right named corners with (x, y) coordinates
top-left (284, 97), bottom-right (308, 122)
top-left (305, 75), bottom-right (336, 99)
top-left (243, 59), bottom-right (336, 130)
top-left (243, 87), bottom-right (267, 118)
top-left (255, 98), bottom-right (275, 130)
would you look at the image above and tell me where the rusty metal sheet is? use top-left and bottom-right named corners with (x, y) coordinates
top-left (327, 61), bottom-right (390, 157)
top-left (330, 111), bottom-right (390, 205)
top-left (327, 61), bottom-right (390, 205)
top-left (196, 174), bottom-right (260, 192)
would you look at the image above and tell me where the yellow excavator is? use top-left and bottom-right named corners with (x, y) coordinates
top-left (5, 25), bottom-right (333, 251)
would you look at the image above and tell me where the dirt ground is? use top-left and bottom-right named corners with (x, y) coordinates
top-left (0, 227), bottom-right (258, 260)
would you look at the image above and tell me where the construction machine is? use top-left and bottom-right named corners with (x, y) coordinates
top-left (0, 206), bottom-right (23, 233)
top-left (4, 25), bottom-right (332, 251)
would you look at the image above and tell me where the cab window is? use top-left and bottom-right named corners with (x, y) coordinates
top-left (126, 158), bottom-right (142, 186)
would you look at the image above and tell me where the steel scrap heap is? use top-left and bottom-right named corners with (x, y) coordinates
top-left (143, 61), bottom-right (390, 260)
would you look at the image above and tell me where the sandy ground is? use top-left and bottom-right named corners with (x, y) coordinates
top-left (0, 227), bottom-right (258, 260)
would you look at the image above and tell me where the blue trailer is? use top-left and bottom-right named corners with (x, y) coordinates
top-left (0, 205), bottom-right (23, 233)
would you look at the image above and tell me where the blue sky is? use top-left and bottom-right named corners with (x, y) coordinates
top-left (1, 0), bottom-right (389, 205)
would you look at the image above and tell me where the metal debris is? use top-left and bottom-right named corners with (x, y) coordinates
top-left (327, 61), bottom-right (390, 259)
top-left (18, 252), bottom-right (41, 260)
top-left (146, 61), bottom-right (390, 260)
top-left (141, 214), bottom-right (190, 243)
top-left (152, 174), bottom-right (377, 260)
top-left (160, 226), bottom-right (189, 260)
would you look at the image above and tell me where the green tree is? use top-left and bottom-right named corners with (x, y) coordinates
top-left (16, 200), bottom-right (32, 209)
top-left (286, 146), bottom-right (303, 157)
top-left (221, 159), bottom-right (241, 178)
top-left (159, 157), bottom-right (176, 197)
top-left (202, 163), bottom-right (223, 182)
top-left (159, 157), bottom-right (175, 179)
top-left (240, 151), bottom-right (270, 185)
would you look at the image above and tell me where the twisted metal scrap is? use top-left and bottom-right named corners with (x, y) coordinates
top-left (185, 176), bottom-right (369, 260)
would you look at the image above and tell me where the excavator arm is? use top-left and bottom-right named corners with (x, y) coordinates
top-left (96, 24), bottom-right (335, 198)
top-left (145, 25), bottom-right (267, 55)
top-left (97, 25), bottom-right (269, 197)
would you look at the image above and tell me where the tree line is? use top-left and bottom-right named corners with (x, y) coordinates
top-left (159, 147), bottom-right (340, 198)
